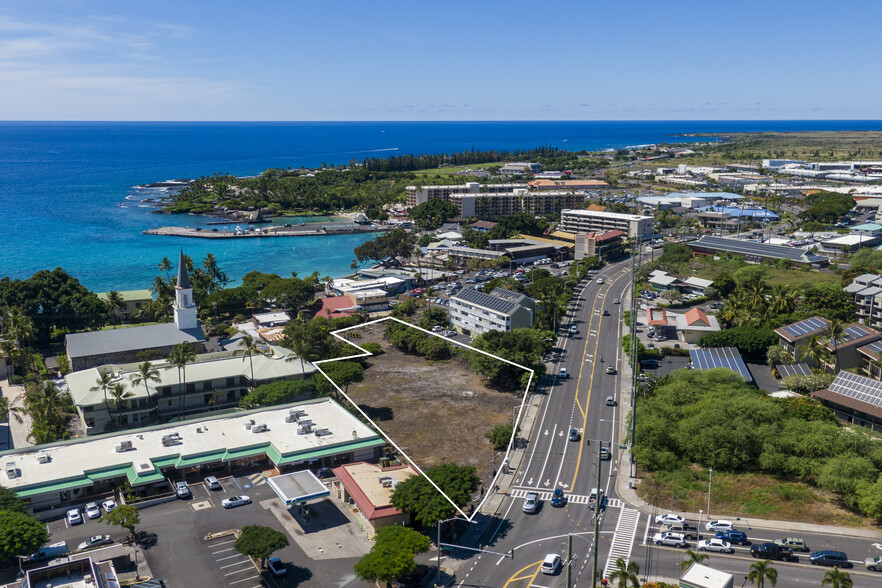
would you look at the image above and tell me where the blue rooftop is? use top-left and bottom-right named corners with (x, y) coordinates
top-left (698, 206), bottom-right (779, 219)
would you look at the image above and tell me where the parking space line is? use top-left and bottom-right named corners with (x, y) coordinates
top-left (212, 539), bottom-right (236, 547)
top-left (212, 548), bottom-right (235, 555)
top-left (216, 554), bottom-right (242, 561)
top-left (229, 576), bottom-right (260, 585)
top-left (226, 568), bottom-right (258, 578)
top-left (220, 560), bottom-right (252, 569)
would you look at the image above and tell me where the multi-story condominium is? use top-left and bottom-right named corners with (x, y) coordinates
top-left (406, 182), bottom-right (587, 219)
top-left (560, 209), bottom-right (653, 241)
top-left (846, 273), bottom-right (882, 330)
top-left (449, 287), bottom-right (534, 335)
top-left (405, 182), bottom-right (526, 207)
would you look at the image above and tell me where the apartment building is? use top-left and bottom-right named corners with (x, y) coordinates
top-left (499, 162), bottom-right (542, 176)
top-left (449, 287), bottom-right (534, 335)
top-left (406, 181), bottom-right (586, 219)
top-left (405, 182), bottom-right (526, 207)
top-left (560, 209), bottom-right (653, 241)
top-left (846, 273), bottom-right (882, 330)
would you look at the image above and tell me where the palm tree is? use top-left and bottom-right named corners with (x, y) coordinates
top-left (202, 253), bottom-right (228, 292)
top-left (748, 559), bottom-right (777, 588)
top-left (608, 557), bottom-right (639, 588)
top-left (109, 383), bottom-right (134, 427)
top-left (3, 308), bottom-right (34, 377)
top-left (150, 275), bottom-right (170, 299)
top-left (90, 372), bottom-right (115, 426)
top-left (283, 313), bottom-right (310, 372)
top-left (131, 361), bottom-right (162, 413)
top-left (800, 334), bottom-right (830, 369)
top-left (825, 319), bottom-right (846, 373)
top-left (678, 550), bottom-right (709, 572)
top-left (235, 334), bottom-right (264, 391)
top-left (821, 567), bottom-right (852, 588)
top-left (24, 381), bottom-right (71, 443)
top-left (168, 343), bottom-right (196, 420)
top-left (158, 256), bottom-right (173, 282)
top-left (766, 285), bottom-right (795, 315)
top-left (105, 290), bottom-right (125, 325)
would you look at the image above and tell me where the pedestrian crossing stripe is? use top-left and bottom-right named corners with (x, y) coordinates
top-left (247, 472), bottom-right (267, 486)
top-left (509, 488), bottom-right (622, 508)
top-left (603, 508), bottom-right (641, 579)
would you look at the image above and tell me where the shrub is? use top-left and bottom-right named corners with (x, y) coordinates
top-left (486, 422), bottom-right (519, 450)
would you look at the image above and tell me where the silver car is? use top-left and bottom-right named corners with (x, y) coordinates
top-left (222, 495), bottom-right (251, 509)
top-left (653, 532), bottom-right (687, 547)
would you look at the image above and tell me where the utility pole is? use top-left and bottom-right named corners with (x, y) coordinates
top-left (629, 239), bottom-right (641, 471)
top-left (567, 533), bottom-right (573, 588)
top-left (591, 441), bottom-right (603, 587)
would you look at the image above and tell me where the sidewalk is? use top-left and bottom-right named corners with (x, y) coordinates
top-left (0, 378), bottom-right (32, 450)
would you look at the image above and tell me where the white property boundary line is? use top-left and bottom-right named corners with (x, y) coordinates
top-left (315, 316), bottom-right (534, 522)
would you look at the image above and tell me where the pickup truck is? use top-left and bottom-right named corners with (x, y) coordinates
top-left (750, 542), bottom-right (796, 562)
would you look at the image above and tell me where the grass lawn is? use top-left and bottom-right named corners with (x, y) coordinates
top-left (412, 162), bottom-right (500, 176)
top-left (668, 256), bottom-right (842, 289)
top-left (638, 466), bottom-right (878, 529)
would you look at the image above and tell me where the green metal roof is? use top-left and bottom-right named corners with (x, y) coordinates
top-left (223, 443), bottom-right (271, 462)
top-left (16, 477), bottom-right (92, 499)
top-left (176, 450), bottom-right (228, 468)
top-left (270, 439), bottom-right (384, 465)
top-left (86, 464), bottom-right (132, 482)
top-left (127, 466), bottom-right (166, 486)
top-left (151, 456), bottom-right (180, 469)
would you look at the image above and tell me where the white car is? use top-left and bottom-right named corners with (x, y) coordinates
top-left (613, 298), bottom-right (620, 304)
top-left (654, 513), bottom-right (685, 526)
top-left (84, 502), bottom-right (101, 520)
top-left (222, 495), bottom-right (252, 509)
top-left (522, 492), bottom-right (539, 514)
top-left (653, 532), bottom-right (687, 547)
top-left (102, 499), bottom-right (117, 513)
top-left (698, 538), bottom-right (733, 553)
top-left (705, 519), bottom-right (735, 532)
top-left (596, 278), bottom-right (604, 284)
top-left (77, 534), bottom-right (112, 551)
top-left (540, 553), bottom-right (561, 575)
top-left (66, 509), bottom-right (83, 526)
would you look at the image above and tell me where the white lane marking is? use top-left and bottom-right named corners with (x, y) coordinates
top-left (534, 424), bottom-right (557, 485)
top-left (212, 548), bottom-right (235, 554)
top-left (228, 575), bottom-right (260, 585)
top-left (603, 508), bottom-right (641, 579)
top-left (216, 554), bottom-right (244, 562)
top-left (220, 560), bottom-right (253, 569)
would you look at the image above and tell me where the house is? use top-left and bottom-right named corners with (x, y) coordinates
top-left (449, 287), bottom-right (534, 335)
top-left (65, 346), bottom-right (316, 434)
top-left (812, 371), bottom-right (882, 433)
top-left (65, 251), bottom-right (205, 371)
top-left (253, 312), bottom-right (290, 329)
top-left (96, 289), bottom-right (153, 322)
top-left (774, 316), bottom-right (831, 362)
top-left (649, 271), bottom-right (679, 291)
top-left (527, 179), bottom-right (608, 190)
top-left (680, 276), bottom-right (714, 295)
top-left (675, 308), bottom-right (721, 344)
top-left (314, 296), bottom-right (358, 319)
top-left (332, 462), bottom-right (419, 534)
top-left (0, 398), bottom-right (383, 516)
top-left (328, 276), bottom-right (406, 296)
top-left (822, 324), bottom-right (881, 371)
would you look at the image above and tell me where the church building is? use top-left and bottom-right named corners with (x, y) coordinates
top-left (65, 251), bottom-right (206, 371)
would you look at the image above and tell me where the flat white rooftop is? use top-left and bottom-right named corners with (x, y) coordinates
top-left (1, 398), bottom-right (382, 498)
top-left (561, 208), bottom-right (652, 221)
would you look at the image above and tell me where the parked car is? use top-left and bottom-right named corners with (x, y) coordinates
top-left (102, 499), bottom-right (117, 513)
top-left (29, 541), bottom-right (69, 562)
top-left (809, 551), bottom-right (850, 567)
top-left (66, 509), bottom-right (83, 526)
top-left (540, 553), bottom-right (561, 575)
top-left (569, 428), bottom-right (580, 442)
top-left (174, 481), bottom-right (191, 498)
top-left (698, 538), bottom-right (733, 553)
top-left (774, 537), bottom-right (809, 552)
top-left (522, 492), bottom-right (539, 514)
top-left (653, 532), bottom-right (687, 547)
top-left (654, 513), bottom-right (685, 526)
top-left (750, 542), bottom-right (795, 561)
top-left (204, 476), bottom-right (222, 491)
top-left (84, 502), bottom-right (101, 520)
top-left (551, 489), bottom-right (566, 508)
top-left (77, 535), bottom-right (112, 551)
top-left (705, 519), bottom-right (734, 532)
top-left (865, 556), bottom-right (882, 571)
top-left (716, 530), bottom-right (749, 545)
top-left (222, 495), bottom-right (252, 509)
top-left (267, 556), bottom-right (287, 577)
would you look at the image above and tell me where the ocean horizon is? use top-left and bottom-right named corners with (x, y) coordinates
top-left (2, 119), bottom-right (882, 293)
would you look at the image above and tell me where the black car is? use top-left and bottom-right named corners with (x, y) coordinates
top-left (716, 530), bottom-right (750, 545)
top-left (750, 542), bottom-right (795, 562)
top-left (569, 428), bottom-right (581, 442)
top-left (810, 551), bottom-right (850, 567)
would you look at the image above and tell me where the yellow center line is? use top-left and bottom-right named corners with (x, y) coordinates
top-left (502, 560), bottom-right (543, 587)
top-left (570, 269), bottom-right (629, 491)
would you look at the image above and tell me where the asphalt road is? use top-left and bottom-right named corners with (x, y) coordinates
top-left (451, 259), bottom-right (882, 588)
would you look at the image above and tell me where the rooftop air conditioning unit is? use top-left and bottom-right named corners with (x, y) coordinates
top-left (378, 475), bottom-right (394, 487)
top-left (297, 424), bottom-right (312, 435)
top-left (5, 463), bottom-right (18, 479)
top-left (314, 427), bottom-right (330, 437)
top-left (37, 451), bottom-right (51, 464)
top-left (251, 423), bottom-right (267, 433)
top-left (245, 419), bottom-right (255, 430)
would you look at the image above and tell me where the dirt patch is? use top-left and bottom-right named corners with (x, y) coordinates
top-left (335, 321), bottom-right (524, 490)
top-left (637, 466), bottom-right (881, 530)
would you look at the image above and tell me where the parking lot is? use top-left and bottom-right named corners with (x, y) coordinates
top-left (44, 471), bottom-right (368, 588)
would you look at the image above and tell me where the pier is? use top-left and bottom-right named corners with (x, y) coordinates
top-left (143, 222), bottom-right (385, 239)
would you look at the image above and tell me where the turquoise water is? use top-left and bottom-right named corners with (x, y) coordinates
top-left (3, 120), bottom-right (882, 292)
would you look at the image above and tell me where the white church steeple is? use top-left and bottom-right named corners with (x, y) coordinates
top-left (173, 249), bottom-right (199, 330)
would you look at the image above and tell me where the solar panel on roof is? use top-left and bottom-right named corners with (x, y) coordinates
top-left (828, 372), bottom-right (882, 409)
top-left (689, 347), bottom-right (753, 383)
top-left (690, 236), bottom-right (828, 263)
top-left (862, 340), bottom-right (882, 355)
top-left (840, 325), bottom-right (873, 343)
top-left (453, 287), bottom-right (518, 314)
top-left (780, 317), bottom-right (827, 339)
top-left (777, 363), bottom-right (812, 378)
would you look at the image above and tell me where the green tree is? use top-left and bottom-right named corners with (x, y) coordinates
top-left (90, 372), bottom-right (115, 426)
top-left (390, 463), bottom-right (480, 526)
top-left (408, 199), bottom-right (459, 229)
top-left (104, 290), bottom-right (125, 325)
top-left (234, 525), bottom-right (290, 567)
top-left (354, 525), bottom-right (431, 584)
top-left (108, 383), bottom-right (134, 428)
top-left (102, 503), bottom-right (140, 539)
top-left (608, 557), bottom-right (640, 588)
top-left (825, 319), bottom-right (846, 373)
top-left (168, 343), bottom-right (197, 420)
top-left (240, 379), bottom-right (314, 408)
top-left (748, 559), bottom-right (777, 588)
top-left (0, 485), bottom-right (30, 514)
top-left (765, 345), bottom-right (794, 368)
top-left (353, 228), bottom-right (418, 267)
top-left (418, 307), bottom-right (449, 330)
top-left (485, 422), bottom-right (518, 450)
top-left (158, 256), bottom-right (173, 281)
top-left (821, 567), bottom-right (852, 588)
top-left (130, 361), bottom-right (161, 412)
top-left (0, 510), bottom-right (49, 561)
top-left (313, 361), bottom-right (364, 400)
top-left (235, 334), bottom-right (265, 391)
top-left (678, 549), bottom-right (708, 571)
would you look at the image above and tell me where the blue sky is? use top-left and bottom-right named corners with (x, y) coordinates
top-left (1, 0), bottom-right (879, 121)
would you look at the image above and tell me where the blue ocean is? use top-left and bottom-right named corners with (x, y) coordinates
top-left (2, 120), bottom-right (881, 292)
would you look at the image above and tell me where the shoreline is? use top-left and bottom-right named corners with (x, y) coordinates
top-left (143, 222), bottom-right (385, 239)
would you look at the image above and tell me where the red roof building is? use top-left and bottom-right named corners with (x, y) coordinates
top-left (315, 296), bottom-right (358, 318)
top-left (332, 462), bottom-right (419, 534)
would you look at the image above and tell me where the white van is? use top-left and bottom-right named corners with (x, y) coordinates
top-left (29, 541), bottom-right (69, 562)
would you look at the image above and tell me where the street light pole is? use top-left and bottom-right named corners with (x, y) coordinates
top-left (707, 467), bottom-right (713, 520)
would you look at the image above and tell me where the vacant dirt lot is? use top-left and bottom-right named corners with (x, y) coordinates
top-left (335, 321), bottom-right (524, 488)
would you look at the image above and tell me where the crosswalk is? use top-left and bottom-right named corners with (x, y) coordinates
top-left (245, 472), bottom-right (266, 487)
top-left (508, 487), bottom-right (623, 509)
top-left (603, 508), bottom-right (641, 580)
